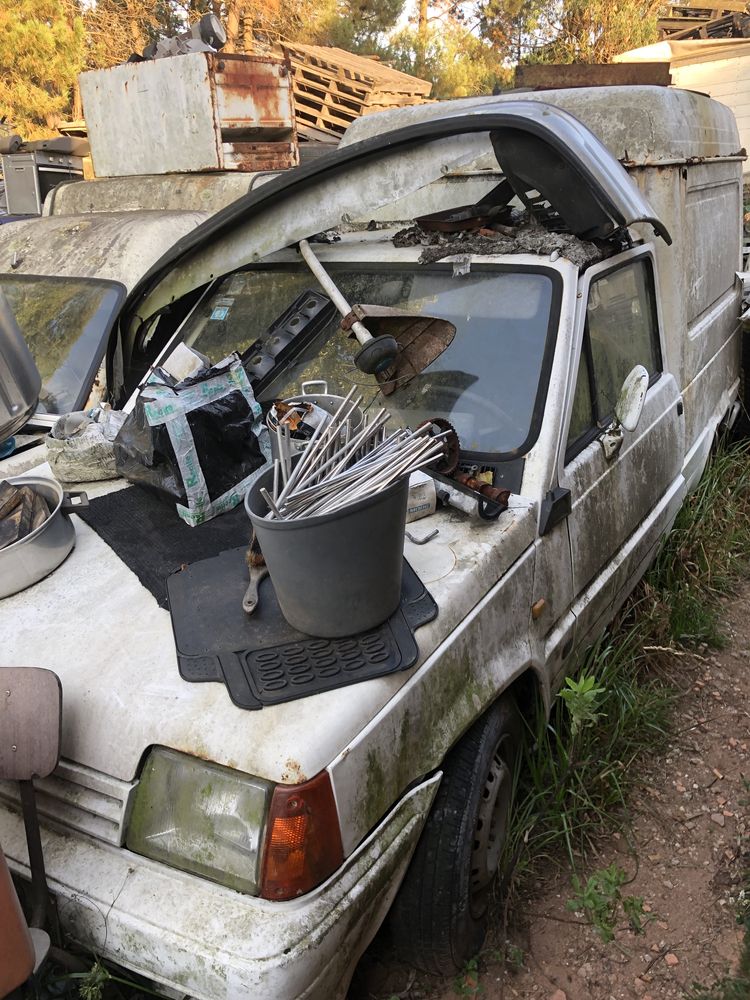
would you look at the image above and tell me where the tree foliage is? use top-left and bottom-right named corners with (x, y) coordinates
top-left (537, 0), bottom-right (663, 63)
top-left (325, 0), bottom-right (405, 52)
top-left (481, 0), bottom-right (662, 64)
top-left (387, 22), bottom-right (508, 99)
top-left (0, 0), bottom-right (666, 138)
top-left (0, 0), bottom-right (85, 135)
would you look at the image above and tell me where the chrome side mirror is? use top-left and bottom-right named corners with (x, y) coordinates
top-left (600, 365), bottom-right (649, 461)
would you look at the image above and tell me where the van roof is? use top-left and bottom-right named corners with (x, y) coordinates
top-left (341, 86), bottom-right (742, 166)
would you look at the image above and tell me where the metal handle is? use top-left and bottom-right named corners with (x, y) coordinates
top-left (61, 491), bottom-right (89, 514)
top-left (300, 380), bottom-right (328, 396)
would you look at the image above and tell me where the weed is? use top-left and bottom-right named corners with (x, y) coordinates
top-left (504, 942), bottom-right (525, 972)
top-left (453, 956), bottom-right (483, 996)
top-left (53, 957), bottom-right (165, 1000)
top-left (506, 623), bottom-right (673, 874)
top-left (558, 673), bottom-right (606, 736)
top-left (77, 961), bottom-right (110, 1000)
top-left (622, 894), bottom-right (650, 935)
top-left (501, 439), bottom-right (750, 923)
top-left (566, 864), bottom-right (645, 943)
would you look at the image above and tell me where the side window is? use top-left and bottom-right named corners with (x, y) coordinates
top-left (566, 348), bottom-right (595, 460)
top-left (566, 257), bottom-right (662, 461)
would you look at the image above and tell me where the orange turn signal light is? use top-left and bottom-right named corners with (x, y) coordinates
top-left (260, 769), bottom-right (344, 900)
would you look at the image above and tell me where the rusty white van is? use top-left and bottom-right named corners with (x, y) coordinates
top-left (0, 85), bottom-right (744, 998)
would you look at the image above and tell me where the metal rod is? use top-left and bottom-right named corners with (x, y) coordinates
top-left (298, 239), bottom-right (374, 348)
top-left (263, 397), bottom-right (448, 521)
top-left (19, 779), bottom-right (49, 929)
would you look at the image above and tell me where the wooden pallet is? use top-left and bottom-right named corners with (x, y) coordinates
top-left (659, 1), bottom-right (750, 36)
top-left (660, 11), bottom-right (750, 36)
top-left (280, 43), bottom-right (431, 137)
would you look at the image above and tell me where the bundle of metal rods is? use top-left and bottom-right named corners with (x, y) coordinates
top-left (261, 387), bottom-right (447, 520)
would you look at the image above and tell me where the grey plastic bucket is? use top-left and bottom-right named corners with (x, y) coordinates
top-left (245, 465), bottom-right (408, 638)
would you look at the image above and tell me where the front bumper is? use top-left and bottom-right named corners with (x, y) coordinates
top-left (0, 774), bottom-right (440, 1000)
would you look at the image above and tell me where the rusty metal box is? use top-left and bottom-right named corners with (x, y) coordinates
top-left (79, 53), bottom-right (298, 176)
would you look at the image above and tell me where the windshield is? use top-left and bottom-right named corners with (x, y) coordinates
top-left (180, 264), bottom-right (560, 456)
top-left (0, 275), bottom-right (124, 416)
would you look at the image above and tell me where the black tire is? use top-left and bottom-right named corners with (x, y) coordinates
top-left (388, 695), bottom-right (522, 975)
top-left (734, 327), bottom-right (750, 438)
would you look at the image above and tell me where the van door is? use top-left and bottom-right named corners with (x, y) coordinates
top-left (559, 246), bottom-right (685, 649)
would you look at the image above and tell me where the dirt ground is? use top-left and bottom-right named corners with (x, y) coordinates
top-left (351, 585), bottom-right (750, 1000)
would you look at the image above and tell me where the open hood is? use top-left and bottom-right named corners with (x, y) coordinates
top-left (123, 100), bottom-right (670, 332)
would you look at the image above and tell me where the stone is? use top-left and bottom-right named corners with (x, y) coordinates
top-left (665, 953), bottom-right (679, 967)
top-left (550, 991), bottom-right (567, 1000)
top-left (711, 813), bottom-right (726, 827)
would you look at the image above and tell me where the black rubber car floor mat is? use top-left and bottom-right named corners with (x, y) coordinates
top-left (167, 545), bottom-right (437, 710)
top-left (77, 485), bottom-right (250, 608)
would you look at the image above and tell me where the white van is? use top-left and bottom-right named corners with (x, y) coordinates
top-left (0, 85), bottom-right (743, 999)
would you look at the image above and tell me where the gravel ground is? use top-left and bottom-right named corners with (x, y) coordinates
top-left (351, 586), bottom-right (750, 1000)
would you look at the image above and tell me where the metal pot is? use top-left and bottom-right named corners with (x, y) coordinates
top-left (0, 476), bottom-right (88, 599)
top-left (266, 380), bottom-right (364, 462)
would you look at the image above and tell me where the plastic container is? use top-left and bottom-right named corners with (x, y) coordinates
top-left (245, 463), bottom-right (408, 638)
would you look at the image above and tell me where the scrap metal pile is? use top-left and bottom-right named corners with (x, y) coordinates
top-left (658, 2), bottom-right (750, 38)
top-left (0, 480), bottom-right (49, 549)
top-left (262, 388), bottom-right (448, 520)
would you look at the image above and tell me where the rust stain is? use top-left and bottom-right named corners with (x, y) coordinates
top-left (279, 758), bottom-right (307, 784)
top-left (222, 141), bottom-right (298, 172)
top-left (211, 55), bottom-right (293, 129)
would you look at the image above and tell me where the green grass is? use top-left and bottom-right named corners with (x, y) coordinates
top-left (501, 438), bottom-right (750, 930)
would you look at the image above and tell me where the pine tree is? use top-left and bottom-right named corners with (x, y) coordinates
top-left (0, 0), bottom-right (85, 136)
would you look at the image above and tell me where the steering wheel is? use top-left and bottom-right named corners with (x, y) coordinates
top-left (429, 386), bottom-right (527, 450)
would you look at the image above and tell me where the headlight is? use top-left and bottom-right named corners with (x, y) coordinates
top-left (126, 747), bottom-right (271, 894)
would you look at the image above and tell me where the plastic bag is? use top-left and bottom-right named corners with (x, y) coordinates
top-left (46, 404), bottom-right (127, 483)
top-left (113, 354), bottom-right (270, 526)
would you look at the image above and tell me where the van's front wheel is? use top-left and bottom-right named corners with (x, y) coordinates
top-left (388, 696), bottom-right (522, 975)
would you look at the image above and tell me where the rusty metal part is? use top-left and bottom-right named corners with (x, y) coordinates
top-left (453, 471), bottom-right (511, 509)
top-left (341, 304), bottom-right (455, 396)
top-left (515, 62), bottom-right (671, 90)
top-left (417, 418), bottom-right (460, 475)
top-left (79, 52), bottom-right (298, 177)
top-left (273, 399), bottom-right (313, 434)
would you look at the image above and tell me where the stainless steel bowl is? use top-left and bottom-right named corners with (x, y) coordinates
top-left (266, 380), bottom-right (364, 461)
top-left (0, 476), bottom-right (87, 599)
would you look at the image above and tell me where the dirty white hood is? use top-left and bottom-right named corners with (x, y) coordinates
top-left (1, 470), bottom-right (537, 785)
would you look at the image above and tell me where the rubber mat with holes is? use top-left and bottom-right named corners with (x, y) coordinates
top-left (167, 545), bottom-right (437, 710)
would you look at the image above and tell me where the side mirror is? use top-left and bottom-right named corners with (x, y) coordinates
top-left (600, 365), bottom-right (649, 461)
top-left (615, 365), bottom-right (649, 433)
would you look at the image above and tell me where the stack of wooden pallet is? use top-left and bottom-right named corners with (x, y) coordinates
top-left (279, 43), bottom-right (432, 138)
top-left (658, 2), bottom-right (750, 38)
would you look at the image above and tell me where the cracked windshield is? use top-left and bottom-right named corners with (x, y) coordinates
top-left (181, 266), bottom-right (556, 455)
